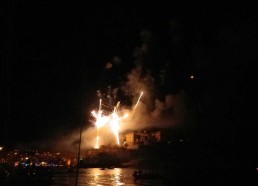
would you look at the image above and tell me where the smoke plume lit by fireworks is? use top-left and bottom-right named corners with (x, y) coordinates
top-left (47, 29), bottom-right (192, 151)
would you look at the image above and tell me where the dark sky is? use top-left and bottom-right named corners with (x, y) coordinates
top-left (1, 1), bottom-right (257, 146)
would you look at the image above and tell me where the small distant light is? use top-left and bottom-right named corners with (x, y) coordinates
top-left (0, 146), bottom-right (3, 151)
top-left (256, 167), bottom-right (258, 171)
top-left (190, 75), bottom-right (194, 79)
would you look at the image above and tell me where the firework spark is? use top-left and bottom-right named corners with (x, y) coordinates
top-left (91, 99), bottom-right (109, 149)
top-left (110, 108), bottom-right (120, 145)
top-left (131, 91), bottom-right (144, 119)
top-left (109, 102), bottom-right (128, 146)
top-left (91, 100), bottom-right (128, 148)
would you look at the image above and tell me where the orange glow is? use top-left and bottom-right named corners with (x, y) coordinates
top-left (67, 159), bottom-right (71, 166)
top-left (95, 136), bottom-right (100, 149)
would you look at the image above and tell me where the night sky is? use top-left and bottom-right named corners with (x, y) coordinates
top-left (1, 1), bottom-right (257, 151)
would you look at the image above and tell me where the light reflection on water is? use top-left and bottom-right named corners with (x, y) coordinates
top-left (52, 168), bottom-right (165, 186)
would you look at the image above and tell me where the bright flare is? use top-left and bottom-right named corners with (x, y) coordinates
top-left (91, 100), bottom-right (128, 148)
top-left (95, 136), bottom-right (99, 149)
top-left (110, 109), bottom-right (120, 145)
top-left (91, 99), bottom-right (109, 149)
top-left (91, 110), bottom-right (109, 129)
top-left (109, 104), bottom-right (128, 146)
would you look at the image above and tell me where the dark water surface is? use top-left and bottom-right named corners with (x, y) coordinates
top-left (52, 168), bottom-right (165, 186)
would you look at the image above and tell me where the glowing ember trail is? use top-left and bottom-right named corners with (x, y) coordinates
top-left (110, 109), bottom-right (120, 145)
top-left (91, 100), bottom-right (128, 148)
top-left (96, 136), bottom-right (99, 149)
top-left (91, 99), bottom-right (109, 149)
top-left (109, 102), bottom-right (128, 146)
top-left (131, 91), bottom-right (144, 119)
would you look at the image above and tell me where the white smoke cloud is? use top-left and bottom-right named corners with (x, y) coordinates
top-left (118, 89), bottom-right (188, 132)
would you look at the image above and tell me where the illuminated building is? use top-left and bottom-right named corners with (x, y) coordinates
top-left (123, 129), bottom-right (162, 149)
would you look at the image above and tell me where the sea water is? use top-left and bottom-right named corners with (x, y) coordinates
top-left (52, 168), bottom-right (165, 186)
